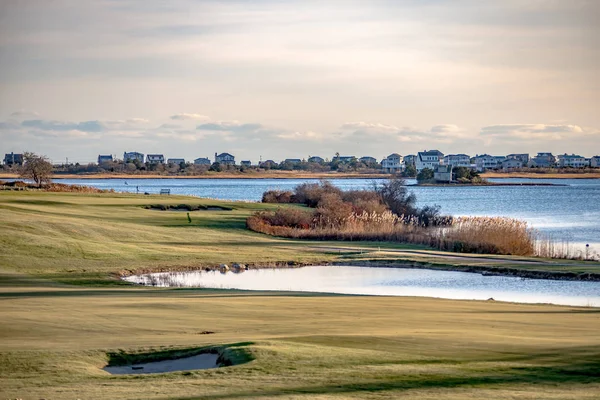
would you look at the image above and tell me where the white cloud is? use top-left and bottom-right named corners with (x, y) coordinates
top-left (276, 131), bottom-right (321, 141)
top-left (481, 124), bottom-right (585, 140)
top-left (170, 113), bottom-right (210, 121)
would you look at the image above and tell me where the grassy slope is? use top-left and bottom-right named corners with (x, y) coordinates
top-left (1, 191), bottom-right (597, 285)
top-left (1, 191), bottom-right (600, 399)
top-left (1, 275), bottom-right (599, 400)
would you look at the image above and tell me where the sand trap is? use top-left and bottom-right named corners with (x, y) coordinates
top-left (103, 353), bottom-right (219, 375)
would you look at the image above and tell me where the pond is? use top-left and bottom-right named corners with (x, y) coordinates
top-left (125, 266), bottom-right (600, 307)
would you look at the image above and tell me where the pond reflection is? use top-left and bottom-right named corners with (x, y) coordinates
top-left (125, 266), bottom-right (600, 307)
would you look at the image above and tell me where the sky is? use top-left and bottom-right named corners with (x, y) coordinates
top-left (0, 0), bottom-right (598, 163)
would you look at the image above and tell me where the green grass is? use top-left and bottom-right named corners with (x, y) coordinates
top-left (1, 275), bottom-right (599, 399)
top-left (1, 191), bottom-right (597, 285)
top-left (1, 191), bottom-right (599, 399)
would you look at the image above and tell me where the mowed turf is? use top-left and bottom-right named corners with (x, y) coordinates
top-left (1, 191), bottom-right (600, 399)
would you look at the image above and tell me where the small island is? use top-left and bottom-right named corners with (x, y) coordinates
top-left (414, 166), bottom-right (563, 186)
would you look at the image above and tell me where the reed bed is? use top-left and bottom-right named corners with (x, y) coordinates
top-left (248, 211), bottom-right (539, 256)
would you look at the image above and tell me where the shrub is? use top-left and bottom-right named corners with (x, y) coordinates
top-left (294, 181), bottom-right (343, 207)
top-left (373, 177), bottom-right (418, 217)
top-left (262, 190), bottom-right (294, 203)
top-left (416, 168), bottom-right (434, 183)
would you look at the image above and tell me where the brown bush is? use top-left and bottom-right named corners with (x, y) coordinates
top-left (294, 181), bottom-right (343, 207)
top-left (314, 192), bottom-right (354, 229)
top-left (262, 190), bottom-right (294, 203)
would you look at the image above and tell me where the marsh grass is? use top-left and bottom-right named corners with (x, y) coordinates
top-left (248, 212), bottom-right (539, 256)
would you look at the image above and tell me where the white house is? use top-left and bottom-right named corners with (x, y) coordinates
top-left (506, 153), bottom-right (530, 164)
top-left (557, 154), bottom-right (588, 168)
top-left (502, 158), bottom-right (523, 170)
top-left (474, 154), bottom-right (504, 171)
top-left (146, 154), bottom-right (165, 164)
top-left (124, 152), bottom-right (144, 163)
top-left (167, 158), bottom-right (185, 165)
top-left (591, 156), bottom-right (600, 168)
top-left (443, 154), bottom-right (470, 167)
top-left (382, 153), bottom-right (403, 173)
top-left (215, 152), bottom-right (235, 165)
top-left (194, 157), bottom-right (211, 165)
top-left (416, 150), bottom-right (443, 172)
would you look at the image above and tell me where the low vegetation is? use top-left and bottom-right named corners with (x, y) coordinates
top-left (0, 179), bottom-right (114, 193)
top-left (253, 179), bottom-right (546, 257)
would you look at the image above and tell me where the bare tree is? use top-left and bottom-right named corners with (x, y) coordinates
top-left (20, 152), bottom-right (53, 187)
top-left (373, 177), bottom-right (417, 216)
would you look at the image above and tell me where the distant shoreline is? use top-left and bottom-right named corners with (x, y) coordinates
top-left (416, 182), bottom-right (565, 187)
top-left (0, 172), bottom-right (390, 180)
top-left (1, 171), bottom-right (598, 180)
top-left (481, 172), bottom-right (600, 179)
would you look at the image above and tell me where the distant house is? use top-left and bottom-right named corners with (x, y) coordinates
top-left (124, 152), bottom-right (144, 163)
top-left (167, 158), bottom-right (185, 165)
top-left (474, 154), bottom-right (504, 171)
top-left (146, 154), bottom-right (165, 164)
top-left (308, 156), bottom-right (324, 163)
top-left (416, 150), bottom-right (443, 172)
top-left (215, 152), bottom-right (235, 165)
top-left (259, 160), bottom-right (277, 168)
top-left (284, 158), bottom-right (302, 164)
top-left (591, 156), bottom-right (600, 168)
top-left (97, 155), bottom-right (113, 164)
top-left (434, 165), bottom-right (453, 183)
top-left (3, 152), bottom-right (24, 166)
top-left (557, 154), bottom-right (587, 168)
top-left (530, 152), bottom-right (556, 167)
top-left (194, 157), bottom-right (211, 165)
top-left (443, 154), bottom-right (470, 168)
top-left (506, 153), bottom-right (530, 165)
top-left (359, 156), bottom-right (377, 165)
top-left (403, 155), bottom-right (416, 167)
top-left (240, 160), bottom-right (252, 167)
top-left (333, 155), bottom-right (356, 163)
top-left (502, 158), bottom-right (523, 170)
top-left (381, 153), bottom-right (403, 173)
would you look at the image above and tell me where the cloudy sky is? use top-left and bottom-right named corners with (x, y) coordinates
top-left (0, 0), bottom-right (598, 163)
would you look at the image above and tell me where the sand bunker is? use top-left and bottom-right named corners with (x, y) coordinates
top-left (103, 353), bottom-right (219, 375)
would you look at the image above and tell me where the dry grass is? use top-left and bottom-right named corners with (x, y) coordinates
top-left (248, 211), bottom-right (539, 256)
top-left (0, 180), bottom-right (114, 193)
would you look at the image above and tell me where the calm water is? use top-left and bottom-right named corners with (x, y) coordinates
top-left (53, 177), bottom-right (600, 249)
top-left (125, 266), bottom-right (600, 307)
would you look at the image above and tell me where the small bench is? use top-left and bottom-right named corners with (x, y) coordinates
top-left (160, 189), bottom-right (171, 195)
